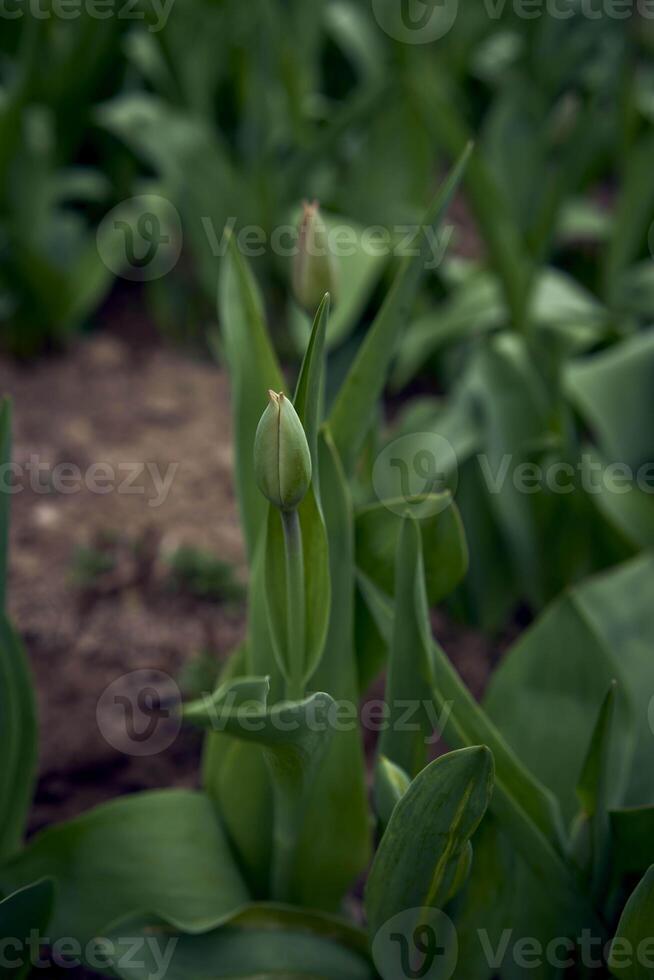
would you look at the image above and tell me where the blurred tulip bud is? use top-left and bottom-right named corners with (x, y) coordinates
top-left (292, 200), bottom-right (338, 315)
top-left (254, 391), bottom-right (312, 511)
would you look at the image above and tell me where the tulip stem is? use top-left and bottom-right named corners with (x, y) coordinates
top-left (281, 507), bottom-right (305, 702)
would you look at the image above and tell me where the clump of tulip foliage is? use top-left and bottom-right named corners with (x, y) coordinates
top-left (1, 147), bottom-right (654, 980)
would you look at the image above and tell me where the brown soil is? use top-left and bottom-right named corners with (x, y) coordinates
top-left (0, 332), bottom-right (246, 834)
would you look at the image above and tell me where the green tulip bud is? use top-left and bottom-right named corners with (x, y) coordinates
top-left (254, 391), bottom-right (312, 511)
top-left (292, 200), bottom-right (338, 315)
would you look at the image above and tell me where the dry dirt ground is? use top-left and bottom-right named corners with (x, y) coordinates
top-left (1, 333), bottom-right (246, 833)
top-left (0, 330), bottom-right (500, 839)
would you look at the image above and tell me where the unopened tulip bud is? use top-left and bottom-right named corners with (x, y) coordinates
top-left (254, 391), bottom-right (312, 511)
top-left (292, 200), bottom-right (338, 315)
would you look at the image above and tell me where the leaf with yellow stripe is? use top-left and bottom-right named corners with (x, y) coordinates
top-left (365, 746), bottom-right (494, 939)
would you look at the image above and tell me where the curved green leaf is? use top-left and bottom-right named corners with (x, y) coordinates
top-left (186, 679), bottom-right (335, 902)
top-left (366, 746), bottom-right (494, 938)
top-left (565, 330), bottom-right (654, 471)
top-left (0, 790), bottom-right (249, 946)
top-left (103, 903), bottom-right (374, 980)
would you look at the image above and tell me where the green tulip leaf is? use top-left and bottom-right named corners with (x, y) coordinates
top-left (573, 681), bottom-right (621, 897)
top-left (0, 790), bottom-right (249, 947)
top-left (373, 756), bottom-right (410, 830)
top-left (218, 235), bottom-right (285, 560)
top-left (355, 494), bottom-right (468, 608)
top-left (263, 489), bottom-right (331, 691)
top-left (0, 878), bottom-right (55, 980)
top-left (103, 903), bottom-right (374, 980)
top-left (289, 428), bottom-right (370, 910)
top-left (366, 746), bottom-right (494, 939)
top-left (377, 515), bottom-right (439, 779)
top-left (186, 678), bottom-right (335, 902)
top-left (609, 866), bottom-right (654, 980)
top-left (565, 330), bottom-right (654, 472)
top-left (294, 292), bottom-right (330, 474)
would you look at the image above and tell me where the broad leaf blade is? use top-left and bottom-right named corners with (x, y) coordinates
top-left (366, 746), bottom-right (494, 938)
top-left (0, 790), bottom-right (249, 946)
top-left (104, 904), bottom-right (374, 980)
